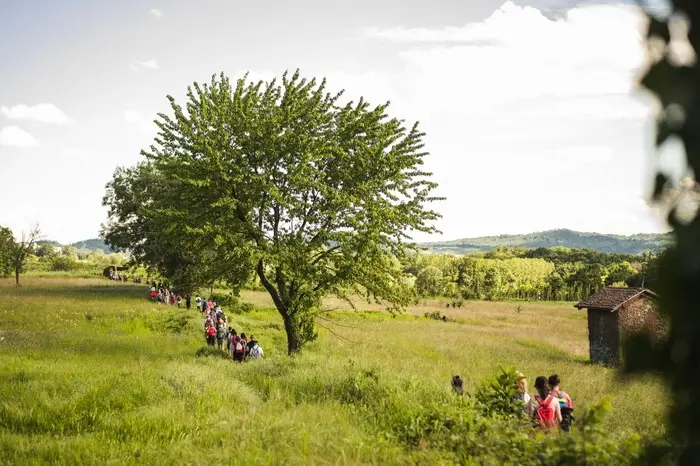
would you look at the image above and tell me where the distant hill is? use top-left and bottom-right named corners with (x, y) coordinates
top-left (419, 229), bottom-right (672, 255)
top-left (71, 238), bottom-right (112, 254)
top-left (36, 240), bottom-right (62, 247)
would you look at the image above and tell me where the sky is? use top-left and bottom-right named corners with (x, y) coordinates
top-left (0, 0), bottom-right (684, 244)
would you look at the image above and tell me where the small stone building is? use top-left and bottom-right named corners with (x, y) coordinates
top-left (574, 287), bottom-right (660, 367)
top-left (102, 265), bottom-right (126, 278)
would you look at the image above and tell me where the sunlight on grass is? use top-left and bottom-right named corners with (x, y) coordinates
top-left (0, 278), bottom-right (666, 464)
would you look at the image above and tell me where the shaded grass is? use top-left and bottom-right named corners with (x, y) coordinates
top-left (0, 278), bottom-right (666, 464)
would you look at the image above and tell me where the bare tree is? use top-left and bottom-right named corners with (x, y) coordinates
top-left (11, 224), bottom-right (42, 286)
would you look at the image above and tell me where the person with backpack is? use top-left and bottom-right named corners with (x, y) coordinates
top-left (228, 329), bottom-right (238, 357)
top-left (216, 320), bottom-right (227, 350)
top-left (232, 335), bottom-right (245, 362)
top-left (248, 339), bottom-right (264, 359)
top-left (526, 376), bottom-right (561, 430)
top-left (239, 333), bottom-right (249, 359)
top-left (226, 327), bottom-right (234, 352)
top-left (548, 374), bottom-right (575, 432)
top-left (205, 323), bottom-right (216, 347)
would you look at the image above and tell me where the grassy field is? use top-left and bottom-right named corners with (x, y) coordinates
top-left (0, 278), bottom-right (666, 464)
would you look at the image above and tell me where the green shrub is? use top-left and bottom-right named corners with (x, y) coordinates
top-left (209, 292), bottom-right (237, 308)
top-left (194, 346), bottom-right (229, 359)
top-left (424, 311), bottom-right (453, 322)
top-left (475, 365), bottom-right (523, 417)
top-left (209, 293), bottom-right (254, 314)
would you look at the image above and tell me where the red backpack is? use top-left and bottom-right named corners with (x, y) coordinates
top-left (535, 395), bottom-right (556, 429)
top-left (206, 326), bottom-right (216, 337)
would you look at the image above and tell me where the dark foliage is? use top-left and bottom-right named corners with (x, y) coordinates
top-left (622, 2), bottom-right (700, 463)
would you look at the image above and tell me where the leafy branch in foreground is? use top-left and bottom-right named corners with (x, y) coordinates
top-left (623, 2), bottom-right (700, 463)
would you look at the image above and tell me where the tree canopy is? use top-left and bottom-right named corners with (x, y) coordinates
top-left (102, 70), bottom-right (441, 353)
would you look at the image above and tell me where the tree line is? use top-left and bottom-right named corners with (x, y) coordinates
top-left (0, 225), bottom-right (131, 285)
top-left (407, 245), bottom-right (660, 302)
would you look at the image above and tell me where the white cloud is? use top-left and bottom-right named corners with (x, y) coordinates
top-left (365, 1), bottom-right (647, 108)
top-left (354, 1), bottom-right (666, 240)
top-left (0, 126), bottom-right (39, 147)
top-left (130, 59), bottom-right (159, 71)
top-left (150, 9), bottom-right (163, 18)
top-left (1, 103), bottom-right (70, 124)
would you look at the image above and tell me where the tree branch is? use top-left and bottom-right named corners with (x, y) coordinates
top-left (257, 259), bottom-right (286, 316)
top-left (311, 245), bottom-right (342, 266)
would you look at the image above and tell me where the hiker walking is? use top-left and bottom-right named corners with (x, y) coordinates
top-left (216, 318), bottom-right (227, 350)
top-left (548, 374), bottom-right (574, 432)
top-left (248, 336), bottom-right (264, 359)
top-left (232, 335), bottom-right (245, 362)
top-left (526, 376), bottom-right (561, 430)
top-left (513, 371), bottom-right (531, 411)
top-left (205, 323), bottom-right (216, 347)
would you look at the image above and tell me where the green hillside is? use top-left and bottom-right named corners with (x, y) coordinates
top-left (70, 238), bottom-right (112, 254)
top-left (420, 229), bottom-right (672, 255)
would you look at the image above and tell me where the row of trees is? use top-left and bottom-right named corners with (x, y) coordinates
top-left (99, 70), bottom-right (667, 353)
top-left (408, 246), bottom-right (657, 302)
top-left (0, 225), bottom-right (129, 285)
top-left (0, 225), bottom-right (41, 286)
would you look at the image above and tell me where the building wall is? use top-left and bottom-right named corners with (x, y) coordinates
top-left (587, 309), bottom-right (620, 366)
top-left (618, 297), bottom-right (663, 340)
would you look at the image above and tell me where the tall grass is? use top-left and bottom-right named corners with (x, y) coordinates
top-left (0, 278), bottom-right (666, 464)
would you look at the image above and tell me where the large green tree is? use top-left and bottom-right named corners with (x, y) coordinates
top-left (102, 162), bottom-right (251, 294)
top-left (103, 70), bottom-right (441, 353)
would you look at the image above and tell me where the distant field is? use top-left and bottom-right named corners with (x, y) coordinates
top-left (0, 278), bottom-right (666, 464)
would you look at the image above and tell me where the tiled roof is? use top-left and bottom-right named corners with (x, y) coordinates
top-left (574, 287), bottom-right (658, 312)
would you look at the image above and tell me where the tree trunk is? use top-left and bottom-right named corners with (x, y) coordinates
top-left (255, 260), bottom-right (303, 355)
top-left (282, 313), bottom-right (302, 355)
top-left (14, 268), bottom-right (19, 287)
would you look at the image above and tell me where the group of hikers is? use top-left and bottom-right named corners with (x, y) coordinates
top-left (149, 281), bottom-right (190, 308)
top-left (108, 272), bottom-right (142, 283)
top-left (198, 294), bottom-right (264, 362)
top-left (145, 283), bottom-right (264, 362)
top-left (452, 372), bottom-right (575, 432)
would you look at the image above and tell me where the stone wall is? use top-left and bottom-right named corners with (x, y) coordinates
top-left (618, 297), bottom-right (664, 340)
top-left (587, 309), bottom-right (620, 366)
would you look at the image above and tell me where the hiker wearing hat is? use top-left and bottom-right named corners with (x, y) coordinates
top-left (513, 371), bottom-right (531, 408)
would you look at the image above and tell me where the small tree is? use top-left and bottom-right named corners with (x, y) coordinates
top-left (8, 225), bottom-right (41, 286)
top-left (103, 70), bottom-right (441, 353)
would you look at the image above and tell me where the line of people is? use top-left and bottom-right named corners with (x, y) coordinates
top-left (198, 294), bottom-right (264, 362)
top-left (149, 282), bottom-right (190, 308)
top-left (451, 372), bottom-right (574, 432)
top-left (515, 372), bottom-right (575, 432)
